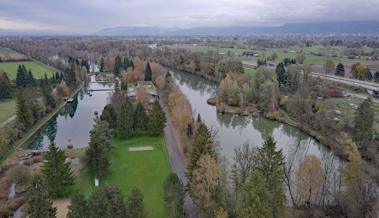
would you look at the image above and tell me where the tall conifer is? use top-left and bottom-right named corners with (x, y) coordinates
top-left (118, 97), bottom-right (134, 139)
top-left (148, 99), bottom-right (166, 134)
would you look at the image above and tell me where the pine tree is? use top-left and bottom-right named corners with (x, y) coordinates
top-left (149, 99), bottom-right (166, 134)
top-left (15, 88), bottom-right (33, 128)
top-left (186, 123), bottom-right (216, 187)
top-left (197, 113), bottom-right (202, 123)
top-left (145, 62), bottom-right (152, 81)
top-left (163, 173), bottom-right (186, 217)
top-left (336, 63), bottom-right (345, 77)
top-left (275, 62), bottom-right (286, 87)
top-left (100, 104), bottom-right (117, 129)
top-left (100, 58), bottom-right (104, 72)
top-left (0, 72), bottom-right (12, 99)
top-left (103, 183), bottom-right (127, 217)
top-left (130, 60), bottom-right (134, 70)
top-left (353, 97), bottom-right (374, 145)
top-left (365, 67), bottom-right (373, 81)
top-left (16, 64), bottom-right (27, 88)
top-left (42, 74), bottom-right (56, 109)
top-left (124, 57), bottom-right (130, 69)
top-left (114, 56), bottom-right (123, 77)
top-left (374, 71), bottom-right (379, 83)
top-left (88, 188), bottom-right (109, 218)
top-left (67, 190), bottom-right (89, 218)
top-left (118, 97), bottom-right (134, 139)
top-left (42, 142), bottom-right (75, 198)
top-left (133, 101), bottom-right (149, 135)
top-left (26, 175), bottom-right (57, 218)
top-left (26, 69), bottom-right (36, 87)
top-left (254, 136), bottom-right (286, 217)
top-left (126, 186), bottom-right (149, 218)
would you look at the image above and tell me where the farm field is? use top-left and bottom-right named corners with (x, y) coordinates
top-left (70, 134), bottom-right (172, 218)
top-left (0, 61), bottom-right (56, 79)
top-left (0, 100), bottom-right (16, 124)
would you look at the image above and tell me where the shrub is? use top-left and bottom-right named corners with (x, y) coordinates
top-left (11, 165), bottom-right (30, 185)
top-left (266, 111), bottom-right (280, 120)
top-left (7, 196), bottom-right (27, 211)
top-left (280, 98), bottom-right (288, 107)
top-left (0, 204), bottom-right (10, 216)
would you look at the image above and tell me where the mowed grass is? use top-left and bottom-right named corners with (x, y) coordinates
top-left (0, 47), bottom-right (16, 54)
top-left (0, 100), bottom-right (16, 123)
top-left (244, 68), bottom-right (256, 78)
top-left (0, 61), bottom-right (56, 80)
top-left (71, 134), bottom-right (172, 218)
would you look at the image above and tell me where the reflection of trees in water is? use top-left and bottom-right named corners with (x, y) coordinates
top-left (216, 113), bottom-right (233, 128)
top-left (252, 117), bottom-right (280, 140)
top-left (286, 137), bottom-right (312, 164)
top-left (79, 88), bottom-right (85, 101)
top-left (230, 115), bottom-right (251, 133)
top-left (281, 124), bottom-right (303, 138)
top-left (170, 69), bottom-right (217, 97)
top-left (46, 118), bottom-right (58, 142)
top-left (68, 95), bottom-right (79, 118)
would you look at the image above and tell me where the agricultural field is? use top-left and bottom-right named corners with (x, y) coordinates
top-left (0, 100), bottom-right (16, 124)
top-left (0, 61), bottom-right (56, 79)
top-left (70, 134), bottom-right (172, 218)
top-left (0, 47), bottom-right (26, 61)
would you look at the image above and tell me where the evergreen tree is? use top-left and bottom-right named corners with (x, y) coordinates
top-left (375, 71), bottom-right (379, 83)
top-left (123, 57), bottom-right (130, 69)
top-left (130, 60), bottom-right (134, 69)
top-left (336, 62), bottom-right (345, 77)
top-left (103, 183), bottom-right (127, 217)
top-left (16, 64), bottom-right (27, 87)
top-left (148, 99), bottom-right (166, 134)
top-left (236, 170), bottom-right (272, 218)
top-left (126, 186), bottom-right (149, 218)
top-left (133, 101), bottom-right (149, 135)
top-left (144, 62), bottom-right (152, 81)
top-left (0, 72), bottom-right (12, 99)
top-left (197, 113), bottom-right (202, 123)
top-left (114, 80), bottom-right (120, 93)
top-left (162, 71), bottom-right (172, 92)
top-left (64, 68), bottom-right (77, 89)
top-left (118, 97), bottom-right (134, 139)
top-left (120, 80), bottom-right (128, 91)
top-left (67, 190), bottom-right (89, 218)
top-left (100, 104), bottom-right (117, 129)
top-left (26, 69), bottom-right (36, 87)
top-left (42, 141), bottom-right (75, 198)
top-left (82, 118), bottom-right (113, 178)
top-left (254, 136), bottom-right (286, 217)
top-left (163, 173), bottom-right (186, 217)
top-left (15, 88), bottom-right (32, 128)
top-left (26, 175), bottom-right (57, 218)
top-left (365, 67), bottom-right (373, 81)
top-left (88, 188), bottom-right (109, 218)
top-left (353, 97), bottom-right (374, 145)
top-left (100, 58), bottom-right (104, 72)
top-left (55, 72), bottom-right (60, 81)
top-left (42, 73), bottom-right (56, 109)
top-left (275, 62), bottom-right (286, 87)
top-left (186, 123), bottom-right (216, 186)
top-left (114, 56), bottom-right (123, 77)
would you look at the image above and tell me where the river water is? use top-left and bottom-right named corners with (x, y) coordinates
top-left (22, 77), bottom-right (113, 150)
top-left (169, 69), bottom-right (342, 166)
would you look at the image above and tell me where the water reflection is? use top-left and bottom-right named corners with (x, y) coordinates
top-left (22, 78), bottom-right (114, 150)
top-left (169, 68), bottom-right (343, 167)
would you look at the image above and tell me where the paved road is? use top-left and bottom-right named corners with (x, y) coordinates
top-left (159, 97), bottom-right (196, 218)
top-left (0, 115), bottom-right (16, 129)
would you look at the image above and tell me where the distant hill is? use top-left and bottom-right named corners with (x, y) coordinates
top-left (95, 20), bottom-right (379, 35)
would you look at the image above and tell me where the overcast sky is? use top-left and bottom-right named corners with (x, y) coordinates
top-left (0, 0), bottom-right (378, 33)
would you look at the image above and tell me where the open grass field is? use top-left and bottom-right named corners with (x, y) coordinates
top-left (244, 68), bottom-right (256, 78)
top-left (0, 61), bottom-right (56, 80)
top-left (70, 134), bottom-right (172, 218)
top-left (0, 47), bottom-right (16, 54)
top-left (0, 100), bottom-right (16, 124)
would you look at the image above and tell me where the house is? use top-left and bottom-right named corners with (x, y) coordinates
top-left (236, 51), bottom-right (258, 57)
top-left (128, 81), bottom-right (159, 105)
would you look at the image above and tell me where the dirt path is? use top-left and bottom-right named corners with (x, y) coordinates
top-left (52, 198), bottom-right (70, 218)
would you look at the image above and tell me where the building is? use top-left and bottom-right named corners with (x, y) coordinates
top-left (236, 51), bottom-right (259, 57)
top-left (128, 81), bottom-right (159, 105)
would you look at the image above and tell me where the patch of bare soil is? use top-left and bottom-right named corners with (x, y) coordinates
top-left (52, 198), bottom-right (70, 218)
top-left (129, 146), bottom-right (154, 151)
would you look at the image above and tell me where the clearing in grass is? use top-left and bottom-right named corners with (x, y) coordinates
top-left (0, 61), bottom-right (56, 80)
top-left (70, 134), bottom-right (172, 218)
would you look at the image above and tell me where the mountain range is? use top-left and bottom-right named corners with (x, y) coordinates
top-left (94, 20), bottom-right (379, 36)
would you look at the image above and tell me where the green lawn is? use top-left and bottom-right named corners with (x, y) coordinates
top-left (0, 48), bottom-right (15, 54)
top-left (0, 100), bottom-right (16, 123)
top-left (244, 68), bottom-right (256, 78)
top-left (71, 134), bottom-right (172, 218)
top-left (0, 61), bottom-right (56, 79)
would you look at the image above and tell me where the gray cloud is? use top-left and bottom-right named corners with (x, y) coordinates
top-left (0, 0), bottom-right (378, 33)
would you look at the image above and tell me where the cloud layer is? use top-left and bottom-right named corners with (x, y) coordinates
top-left (0, 0), bottom-right (378, 33)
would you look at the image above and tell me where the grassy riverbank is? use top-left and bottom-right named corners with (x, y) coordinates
top-left (70, 134), bottom-right (172, 218)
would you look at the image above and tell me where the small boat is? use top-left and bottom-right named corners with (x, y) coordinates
top-left (89, 94), bottom-right (92, 96)
top-left (67, 98), bottom-right (74, 103)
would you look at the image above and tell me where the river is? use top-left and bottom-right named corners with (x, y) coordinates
top-left (22, 77), bottom-right (114, 150)
top-left (168, 69), bottom-right (343, 166)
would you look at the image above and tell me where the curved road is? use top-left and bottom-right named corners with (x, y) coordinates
top-left (159, 97), bottom-right (196, 218)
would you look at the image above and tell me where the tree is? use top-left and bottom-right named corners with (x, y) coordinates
top-left (148, 99), bottom-right (166, 134)
top-left (133, 101), bottom-right (149, 135)
top-left (162, 173), bottom-right (186, 217)
top-left (118, 97), bottom-right (134, 139)
top-left (145, 62), bottom-right (152, 81)
top-left (253, 67), bottom-right (279, 106)
top-left (42, 141), bottom-right (75, 198)
top-left (11, 165), bottom-right (30, 186)
top-left (365, 67), bottom-right (373, 81)
top-left (27, 175), bottom-right (57, 218)
top-left (271, 52), bottom-right (278, 60)
top-left (26, 69), bottom-right (36, 87)
top-left (351, 62), bottom-right (367, 80)
top-left (64, 68), bottom-right (77, 89)
top-left (126, 186), bottom-right (149, 218)
top-left (353, 97), bottom-right (374, 146)
top-left (235, 170), bottom-right (272, 218)
top-left (42, 74), bottom-right (56, 109)
top-left (336, 62), bottom-right (345, 77)
top-left (275, 62), bottom-right (286, 88)
top-left (88, 188), bottom-right (109, 218)
top-left (187, 123), bottom-right (216, 187)
top-left (190, 154), bottom-right (221, 217)
top-left (100, 57), bottom-right (104, 72)
top-left (375, 71), bottom-right (379, 83)
top-left (230, 142), bottom-right (256, 192)
top-left (0, 72), bottom-right (12, 99)
top-left (296, 54), bottom-right (306, 64)
top-left (254, 136), bottom-right (286, 217)
top-left (61, 79), bottom-right (69, 97)
top-left (103, 183), bottom-right (127, 217)
top-left (16, 64), bottom-right (27, 88)
top-left (82, 118), bottom-right (113, 178)
top-left (16, 88), bottom-right (33, 128)
top-left (324, 59), bottom-right (335, 75)
top-left (100, 104), bottom-right (117, 129)
top-left (123, 57), bottom-right (130, 69)
top-left (67, 190), bottom-right (89, 218)
top-left (114, 56), bottom-right (123, 77)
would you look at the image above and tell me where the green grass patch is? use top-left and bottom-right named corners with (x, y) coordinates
top-left (71, 134), bottom-right (172, 218)
top-left (0, 61), bottom-right (56, 80)
top-left (0, 48), bottom-right (15, 54)
top-left (244, 68), bottom-right (256, 78)
top-left (0, 100), bottom-right (16, 123)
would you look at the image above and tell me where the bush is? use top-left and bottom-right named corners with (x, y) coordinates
top-left (11, 165), bottom-right (30, 185)
top-left (0, 204), bottom-right (10, 216)
top-left (7, 196), bottom-right (27, 211)
top-left (266, 111), bottom-right (280, 120)
top-left (280, 98), bottom-right (288, 107)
